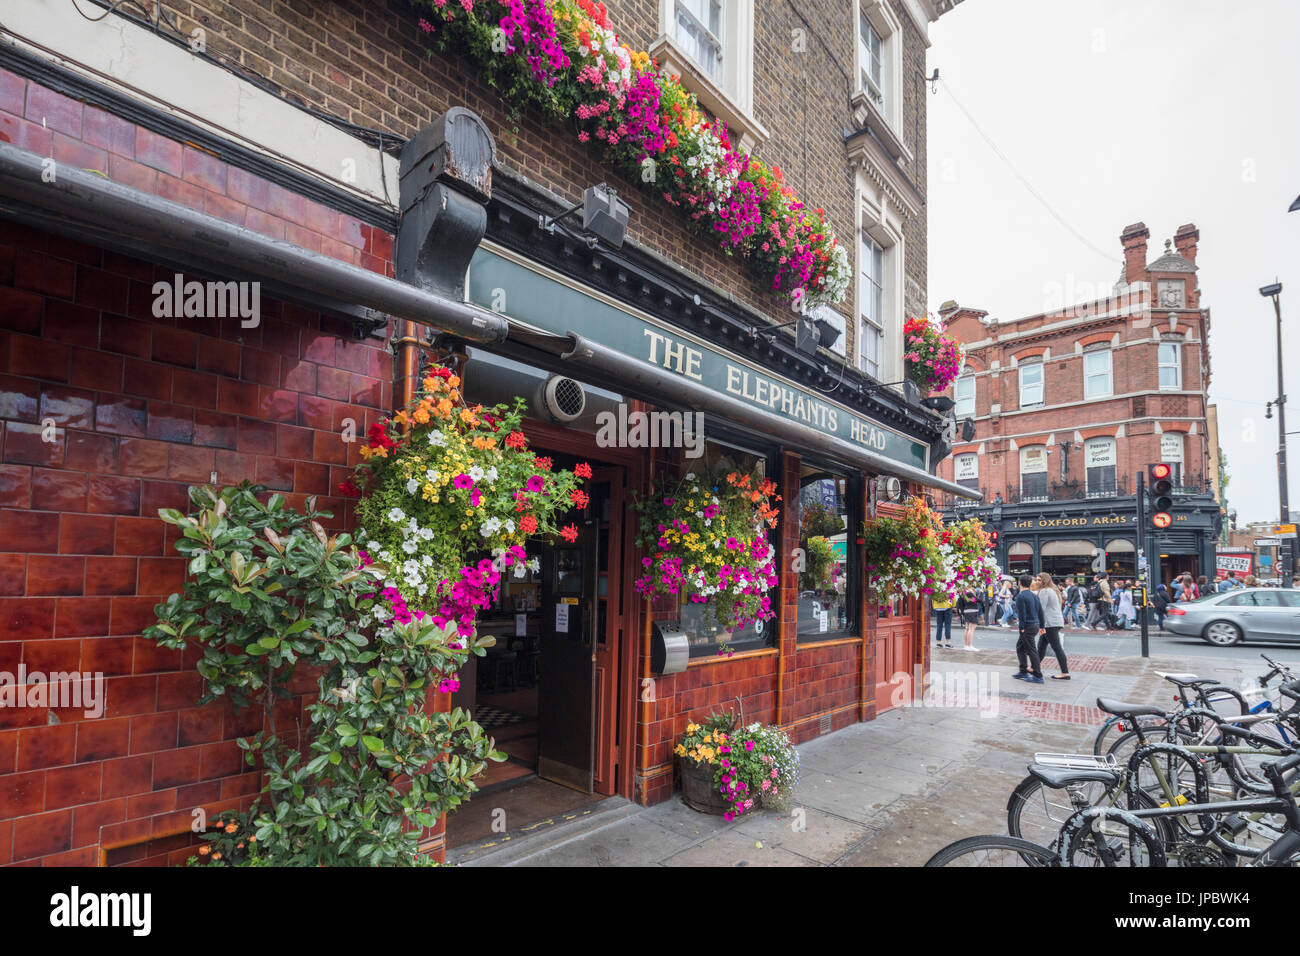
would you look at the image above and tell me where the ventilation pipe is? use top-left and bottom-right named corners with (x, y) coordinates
top-left (463, 358), bottom-right (615, 425)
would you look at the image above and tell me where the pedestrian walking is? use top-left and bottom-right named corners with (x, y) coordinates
top-left (1117, 583), bottom-right (1136, 627)
top-left (1012, 573), bottom-right (1044, 683)
top-left (1197, 574), bottom-right (1212, 596)
top-left (1084, 572), bottom-right (1112, 629)
top-left (1034, 572), bottom-right (1070, 679)
top-left (1219, 571), bottom-right (1241, 591)
top-left (932, 591), bottom-right (954, 648)
top-left (957, 588), bottom-right (981, 651)
top-left (1153, 584), bottom-right (1169, 630)
top-left (1063, 576), bottom-right (1084, 627)
top-left (1178, 574), bottom-right (1199, 601)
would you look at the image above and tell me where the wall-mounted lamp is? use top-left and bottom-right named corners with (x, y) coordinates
top-left (539, 183), bottom-right (630, 248)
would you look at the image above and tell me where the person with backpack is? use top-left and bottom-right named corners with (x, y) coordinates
top-left (1084, 572), bottom-right (1111, 629)
top-left (1219, 571), bottom-right (1241, 591)
top-left (1062, 577), bottom-right (1084, 628)
top-left (1178, 574), bottom-right (1199, 602)
top-left (1197, 574), bottom-right (1213, 596)
top-left (1011, 574), bottom-right (1044, 683)
top-left (1152, 583), bottom-right (1170, 630)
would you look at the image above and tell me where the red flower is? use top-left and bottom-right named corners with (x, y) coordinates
top-left (574, 462), bottom-right (593, 479)
top-left (570, 489), bottom-right (589, 509)
top-left (520, 515), bottom-right (538, 534)
top-left (338, 478), bottom-right (361, 498)
top-left (560, 524), bottom-right (579, 543)
top-left (533, 456), bottom-right (553, 472)
top-left (505, 431), bottom-right (528, 450)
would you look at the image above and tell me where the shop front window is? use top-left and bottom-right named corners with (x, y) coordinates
top-left (1007, 541), bottom-right (1034, 576)
top-left (673, 440), bottom-right (778, 657)
top-left (1105, 538), bottom-right (1135, 579)
top-left (798, 464), bottom-right (857, 642)
top-left (1040, 539), bottom-right (1096, 580)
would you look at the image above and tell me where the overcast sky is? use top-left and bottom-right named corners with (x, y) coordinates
top-left (926, 0), bottom-right (1300, 527)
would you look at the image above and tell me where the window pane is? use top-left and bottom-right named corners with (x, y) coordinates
top-left (1084, 349), bottom-right (1112, 397)
top-left (799, 470), bottom-right (855, 642)
top-left (1020, 362), bottom-right (1043, 405)
top-left (859, 11), bottom-right (881, 93)
top-left (955, 372), bottom-right (975, 417)
top-left (676, 0), bottom-right (722, 79)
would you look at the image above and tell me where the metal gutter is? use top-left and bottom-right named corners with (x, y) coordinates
top-left (0, 142), bottom-right (507, 344)
top-left (526, 329), bottom-right (981, 501)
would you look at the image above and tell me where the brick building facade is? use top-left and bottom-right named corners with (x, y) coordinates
top-left (0, 0), bottom-right (970, 866)
top-left (933, 221), bottom-right (1223, 586)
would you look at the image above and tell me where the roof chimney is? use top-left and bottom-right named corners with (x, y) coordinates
top-left (1121, 221), bottom-right (1149, 284)
top-left (1174, 223), bottom-right (1199, 265)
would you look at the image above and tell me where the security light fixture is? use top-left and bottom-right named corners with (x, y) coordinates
top-left (960, 418), bottom-right (976, 442)
top-left (861, 378), bottom-right (922, 406)
top-left (922, 395), bottom-right (956, 413)
top-left (539, 182), bottom-right (630, 249)
top-left (1261, 282), bottom-right (1283, 298)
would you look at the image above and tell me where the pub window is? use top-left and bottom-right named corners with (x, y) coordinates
top-left (1007, 541), bottom-right (1034, 576)
top-left (1019, 445), bottom-right (1047, 501)
top-left (1040, 539), bottom-right (1097, 580)
top-left (1160, 432), bottom-right (1184, 486)
top-left (1018, 359), bottom-right (1043, 408)
top-left (859, 232), bottom-right (885, 378)
top-left (954, 453), bottom-right (979, 492)
top-left (1085, 437), bottom-right (1117, 497)
top-left (674, 439), bottom-right (778, 657)
top-left (1083, 346), bottom-right (1113, 399)
top-left (1159, 339), bottom-right (1182, 390)
top-left (675, 0), bottom-right (724, 81)
top-left (798, 464), bottom-right (857, 643)
top-left (954, 366), bottom-right (975, 418)
top-left (1105, 537), bottom-right (1135, 579)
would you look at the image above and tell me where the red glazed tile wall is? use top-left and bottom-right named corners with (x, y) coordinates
top-left (0, 74), bottom-right (395, 864)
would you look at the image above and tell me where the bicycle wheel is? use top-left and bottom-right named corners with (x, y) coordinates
top-left (1007, 773), bottom-right (1119, 850)
top-left (926, 835), bottom-right (1059, 867)
top-left (1202, 685), bottom-right (1249, 718)
top-left (1060, 807), bottom-right (1167, 867)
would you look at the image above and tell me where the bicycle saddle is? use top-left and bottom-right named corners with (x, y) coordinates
top-left (1155, 672), bottom-right (1217, 688)
top-left (1096, 697), bottom-right (1166, 719)
top-left (1027, 764), bottom-right (1119, 789)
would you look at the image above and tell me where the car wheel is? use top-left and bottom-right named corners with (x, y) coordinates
top-left (1203, 621), bottom-right (1242, 647)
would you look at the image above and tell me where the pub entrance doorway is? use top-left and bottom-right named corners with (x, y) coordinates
top-left (445, 460), bottom-right (626, 854)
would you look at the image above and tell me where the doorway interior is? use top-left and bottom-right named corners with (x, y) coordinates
top-left (446, 456), bottom-right (626, 852)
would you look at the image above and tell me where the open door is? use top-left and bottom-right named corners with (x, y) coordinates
top-left (536, 466), bottom-right (624, 794)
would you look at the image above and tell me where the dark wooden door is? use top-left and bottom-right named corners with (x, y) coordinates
top-left (590, 467), bottom-right (623, 796)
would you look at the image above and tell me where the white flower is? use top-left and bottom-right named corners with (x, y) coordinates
top-left (684, 473), bottom-right (695, 480)
top-left (406, 478), bottom-right (420, 494)
top-left (402, 539), bottom-right (418, 554)
top-left (479, 517), bottom-right (502, 538)
top-left (425, 468), bottom-right (438, 483)
top-left (514, 563), bottom-right (527, 579)
top-left (387, 507), bottom-right (406, 523)
top-left (418, 527), bottom-right (434, 541)
top-left (485, 466), bottom-right (498, 485)
top-left (503, 519), bottom-right (515, 534)
top-left (527, 558), bottom-right (541, 573)
top-left (469, 465), bottom-right (485, 483)
top-left (428, 430), bottom-right (446, 447)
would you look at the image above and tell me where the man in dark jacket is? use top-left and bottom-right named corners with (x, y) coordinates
top-left (1012, 573), bottom-right (1044, 683)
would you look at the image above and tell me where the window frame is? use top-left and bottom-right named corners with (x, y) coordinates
top-left (796, 464), bottom-right (860, 645)
top-left (673, 0), bottom-right (724, 82)
top-left (1019, 445), bottom-right (1048, 501)
top-left (859, 231), bottom-right (885, 378)
top-left (954, 367), bottom-right (975, 418)
top-left (1159, 339), bottom-right (1182, 390)
top-left (1018, 359), bottom-right (1044, 408)
top-left (1084, 437), bottom-right (1118, 497)
top-left (1083, 346), bottom-right (1113, 399)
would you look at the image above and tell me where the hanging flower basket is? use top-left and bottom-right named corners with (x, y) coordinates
top-left (631, 468), bottom-right (780, 632)
top-left (903, 315), bottom-right (963, 393)
top-left (862, 497), bottom-right (948, 600)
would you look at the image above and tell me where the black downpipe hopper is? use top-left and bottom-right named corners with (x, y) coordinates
top-left (396, 107), bottom-right (496, 301)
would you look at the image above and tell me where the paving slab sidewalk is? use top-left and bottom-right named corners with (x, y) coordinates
top-left (496, 649), bottom-right (1258, 866)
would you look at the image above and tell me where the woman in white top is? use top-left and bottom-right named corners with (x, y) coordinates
top-left (1034, 571), bottom-right (1070, 679)
top-left (1117, 585), bottom-right (1136, 626)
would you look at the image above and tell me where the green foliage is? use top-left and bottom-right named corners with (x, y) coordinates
top-left (146, 483), bottom-right (504, 867)
top-left (801, 535), bottom-right (834, 592)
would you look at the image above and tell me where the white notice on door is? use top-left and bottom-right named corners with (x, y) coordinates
top-left (515, 613), bottom-right (527, 637)
top-left (819, 609), bottom-right (829, 632)
top-left (555, 603), bottom-right (569, 634)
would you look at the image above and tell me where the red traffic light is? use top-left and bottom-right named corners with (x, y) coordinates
top-left (1152, 512), bottom-right (1173, 529)
top-left (1150, 463), bottom-right (1172, 481)
top-left (989, 530), bottom-right (1000, 544)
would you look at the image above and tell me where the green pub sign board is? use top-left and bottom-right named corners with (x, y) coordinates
top-left (468, 248), bottom-right (929, 470)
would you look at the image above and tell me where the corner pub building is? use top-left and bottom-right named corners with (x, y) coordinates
top-left (0, 0), bottom-right (973, 865)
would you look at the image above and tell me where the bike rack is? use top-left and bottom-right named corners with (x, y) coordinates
top-left (1033, 752), bottom-right (1119, 771)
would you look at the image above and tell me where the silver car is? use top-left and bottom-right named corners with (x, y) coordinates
top-left (1163, 587), bottom-right (1300, 647)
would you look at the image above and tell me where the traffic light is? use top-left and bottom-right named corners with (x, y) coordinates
top-left (1147, 463), bottom-right (1174, 529)
top-left (988, 530), bottom-right (1000, 545)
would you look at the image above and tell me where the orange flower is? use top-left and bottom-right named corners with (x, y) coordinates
top-left (212, 852), bottom-right (223, 861)
top-left (422, 375), bottom-right (440, 392)
top-left (448, 374), bottom-right (461, 389)
top-left (460, 408), bottom-right (478, 426)
top-left (224, 823), bottom-right (238, 834)
top-left (412, 407), bottom-right (431, 425)
top-left (394, 410), bottom-right (410, 426)
top-left (198, 845), bottom-right (211, 856)
top-left (436, 398), bottom-right (453, 418)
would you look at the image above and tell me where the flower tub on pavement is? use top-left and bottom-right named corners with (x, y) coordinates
top-left (675, 712), bottom-right (800, 821)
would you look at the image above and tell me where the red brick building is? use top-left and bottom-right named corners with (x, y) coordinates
top-left (0, 0), bottom-right (972, 866)
top-left (933, 221), bottom-right (1222, 584)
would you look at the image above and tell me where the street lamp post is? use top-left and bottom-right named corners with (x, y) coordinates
top-left (1260, 282), bottom-right (1292, 587)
